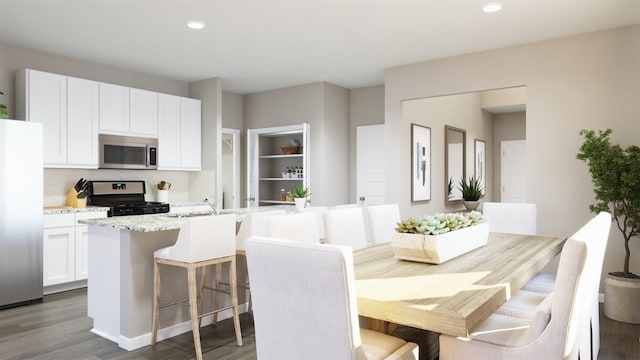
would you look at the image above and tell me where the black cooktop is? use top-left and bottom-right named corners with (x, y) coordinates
top-left (87, 180), bottom-right (170, 217)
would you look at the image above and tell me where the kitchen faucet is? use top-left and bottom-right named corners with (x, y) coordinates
top-left (204, 197), bottom-right (219, 215)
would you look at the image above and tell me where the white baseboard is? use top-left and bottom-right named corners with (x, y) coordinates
top-left (114, 302), bottom-right (249, 351)
top-left (44, 280), bottom-right (87, 295)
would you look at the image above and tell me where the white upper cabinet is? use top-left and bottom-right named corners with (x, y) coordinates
top-left (16, 69), bottom-right (99, 168)
top-left (67, 77), bottom-right (99, 167)
top-left (99, 83), bottom-right (130, 135)
top-left (129, 88), bottom-right (158, 137)
top-left (180, 97), bottom-right (202, 170)
top-left (158, 93), bottom-right (181, 168)
top-left (16, 69), bottom-right (68, 166)
top-left (157, 94), bottom-right (201, 171)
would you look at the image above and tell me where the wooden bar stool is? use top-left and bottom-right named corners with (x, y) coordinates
top-left (151, 214), bottom-right (243, 360)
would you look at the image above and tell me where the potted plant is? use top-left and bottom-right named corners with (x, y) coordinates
top-left (577, 128), bottom-right (640, 324)
top-left (458, 176), bottom-right (483, 210)
top-left (0, 91), bottom-right (8, 119)
top-left (291, 184), bottom-right (310, 211)
top-left (393, 211), bottom-right (488, 263)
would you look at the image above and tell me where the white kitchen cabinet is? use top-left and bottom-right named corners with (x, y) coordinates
top-left (43, 211), bottom-right (107, 292)
top-left (129, 88), bottom-right (158, 137)
top-left (16, 69), bottom-right (100, 168)
top-left (180, 97), bottom-right (202, 170)
top-left (99, 82), bottom-right (130, 134)
top-left (247, 123), bottom-right (309, 207)
top-left (67, 76), bottom-right (100, 167)
top-left (158, 94), bottom-right (202, 171)
top-left (15, 69), bottom-right (68, 166)
top-left (43, 213), bottom-right (75, 287)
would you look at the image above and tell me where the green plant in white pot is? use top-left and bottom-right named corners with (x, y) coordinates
top-left (291, 184), bottom-right (310, 211)
top-left (578, 128), bottom-right (640, 323)
top-left (459, 176), bottom-right (483, 211)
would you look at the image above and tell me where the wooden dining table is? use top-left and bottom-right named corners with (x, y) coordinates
top-left (353, 232), bottom-right (566, 337)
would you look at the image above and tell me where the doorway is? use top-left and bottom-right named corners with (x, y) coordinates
top-left (356, 124), bottom-right (386, 206)
top-left (500, 140), bottom-right (527, 202)
top-left (221, 128), bottom-right (240, 209)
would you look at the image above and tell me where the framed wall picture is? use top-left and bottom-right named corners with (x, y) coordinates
top-left (474, 139), bottom-right (486, 195)
top-left (411, 124), bottom-right (431, 201)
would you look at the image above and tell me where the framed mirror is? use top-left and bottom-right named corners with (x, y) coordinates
top-left (445, 125), bottom-right (466, 203)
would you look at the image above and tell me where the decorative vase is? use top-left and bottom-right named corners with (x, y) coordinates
top-left (604, 273), bottom-right (640, 324)
top-left (294, 198), bottom-right (306, 211)
top-left (463, 200), bottom-right (479, 211)
top-left (157, 190), bottom-right (169, 203)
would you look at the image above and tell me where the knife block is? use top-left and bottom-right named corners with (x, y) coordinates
top-left (65, 188), bottom-right (86, 208)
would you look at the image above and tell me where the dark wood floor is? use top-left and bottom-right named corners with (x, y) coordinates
top-left (0, 288), bottom-right (638, 359)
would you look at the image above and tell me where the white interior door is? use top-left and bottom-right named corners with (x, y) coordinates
top-left (357, 124), bottom-right (385, 206)
top-left (221, 128), bottom-right (240, 209)
top-left (501, 140), bottom-right (527, 202)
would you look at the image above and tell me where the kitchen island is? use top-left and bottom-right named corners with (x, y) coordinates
top-left (79, 206), bottom-right (292, 351)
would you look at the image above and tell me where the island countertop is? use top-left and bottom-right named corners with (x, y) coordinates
top-left (78, 205), bottom-right (294, 232)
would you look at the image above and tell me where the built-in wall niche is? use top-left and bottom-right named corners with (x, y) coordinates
top-left (402, 86), bottom-right (526, 205)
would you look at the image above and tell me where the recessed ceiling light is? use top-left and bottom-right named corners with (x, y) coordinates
top-left (187, 21), bottom-right (205, 30)
top-left (482, 2), bottom-right (503, 13)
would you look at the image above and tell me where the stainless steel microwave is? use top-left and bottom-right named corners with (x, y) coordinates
top-left (99, 134), bottom-right (158, 170)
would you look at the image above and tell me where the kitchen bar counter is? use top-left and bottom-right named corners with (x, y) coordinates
top-left (84, 205), bottom-right (293, 350)
top-left (44, 206), bottom-right (110, 214)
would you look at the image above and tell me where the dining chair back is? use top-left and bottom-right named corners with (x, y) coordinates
top-left (367, 204), bottom-right (401, 245)
top-left (235, 210), bottom-right (287, 251)
top-left (482, 202), bottom-right (537, 235)
top-left (299, 206), bottom-right (327, 240)
top-left (439, 211), bottom-right (611, 360)
top-left (324, 207), bottom-right (368, 250)
top-left (265, 212), bottom-right (320, 244)
top-left (245, 236), bottom-right (418, 359)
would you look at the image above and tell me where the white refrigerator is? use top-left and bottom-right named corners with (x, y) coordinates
top-left (0, 119), bottom-right (43, 308)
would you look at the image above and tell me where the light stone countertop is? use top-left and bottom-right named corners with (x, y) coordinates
top-left (78, 205), bottom-right (295, 232)
top-left (44, 206), bottom-right (110, 215)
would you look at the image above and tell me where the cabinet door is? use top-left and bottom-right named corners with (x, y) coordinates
top-left (99, 83), bottom-right (130, 134)
top-left (180, 97), bottom-right (202, 170)
top-left (43, 227), bottom-right (75, 286)
top-left (67, 77), bottom-right (99, 168)
top-left (75, 225), bottom-right (89, 280)
top-left (158, 93), bottom-right (182, 168)
top-left (27, 70), bottom-right (67, 166)
top-left (130, 88), bottom-right (158, 137)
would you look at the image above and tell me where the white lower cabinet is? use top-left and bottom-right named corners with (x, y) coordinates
top-left (43, 211), bottom-right (107, 291)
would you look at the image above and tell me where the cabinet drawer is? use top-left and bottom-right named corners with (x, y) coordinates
top-left (75, 211), bottom-right (108, 225)
top-left (44, 213), bottom-right (75, 228)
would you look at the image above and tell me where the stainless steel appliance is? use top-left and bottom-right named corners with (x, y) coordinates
top-left (88, 180), bottom-right (169, 216)
top-left (0, 120), bottom-right (43, 309)
top-left (99, 134), bottom-right (158, 170)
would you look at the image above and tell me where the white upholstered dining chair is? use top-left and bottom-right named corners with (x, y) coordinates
top-left (299, 206), bottom-right (327, 240)
top-left (495, 212), bottom-right (611, 360)
top-left (482, 202), bottom-right (537, 235)
top-left (265, 212), bottom-right (321, 244)
top-left (324, 207), bottom-right (369, 250)
top-left (245, 236), bottom-right (418, 360)
top-left (439, 212), bottom-right (611, 360)
top-left (367, 203), bottom-right (401, 245)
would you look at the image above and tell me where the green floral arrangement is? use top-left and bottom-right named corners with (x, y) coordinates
top-left (0, 91), bottom-right (8, 119)
top-left (395, 211), bottom-right (486, 235)
top-left (459, 176), bottom-right (483, 201)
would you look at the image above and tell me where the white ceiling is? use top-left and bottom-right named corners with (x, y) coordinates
top-left (1, 0), bottom-right (638, 94)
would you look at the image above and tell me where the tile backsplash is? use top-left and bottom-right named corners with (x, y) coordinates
top-left (44, 168), bottom-right (191, 206)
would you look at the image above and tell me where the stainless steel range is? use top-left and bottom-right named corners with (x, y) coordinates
top-left (88, 180), bottom-right (170, 217)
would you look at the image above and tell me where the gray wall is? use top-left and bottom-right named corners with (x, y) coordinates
top-left (385, 25), bottom-right (640, 289)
